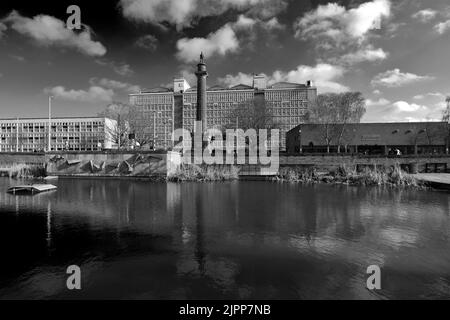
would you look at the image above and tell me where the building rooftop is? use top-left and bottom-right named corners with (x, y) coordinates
top-left (133, 80), bottom-right (314, 95)
top-left (289, 122), bottom-right (449, 146)
top-left (268, 82), bottom-right (309, 89)
top-left (140, 87), bottom-right (173, 93)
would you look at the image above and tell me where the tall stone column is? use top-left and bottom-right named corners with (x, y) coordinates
top-left (195, 53), bottom-right (208, 133)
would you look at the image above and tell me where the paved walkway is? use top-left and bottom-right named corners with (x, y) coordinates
top-left (414, 174), bottom-right (450, 189)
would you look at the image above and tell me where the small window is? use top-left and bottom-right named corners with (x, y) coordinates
top-left (392, 129), bottom-right (399, 134)
top-left (405, 130), bottom-right (412, 134)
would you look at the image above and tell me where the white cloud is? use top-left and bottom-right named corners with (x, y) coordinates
top-left (371, 69), bottom-right (434, 87)
top-left (0, 22), bottom-right (6, 38)
top-left (217, 63), bottom-right (349, 93)
top-left (217, 72), bottom-right (255, 87)
top-left (3, 11), bottom-right (106, 57)
top-left (338, 46), bottom-right (388, 65)
top-left (434, 20), bottom-right (450, 34)
top-left (9, 54), bottom-right (26, 62)
top-left (263, 17), bottom-right (284, 30)
top-left (412, 9), bottom-right (438, 23)
top-left (234, 15), bottom-right (257, 29)
top-left (176, 23), bottom-right (239, 63)
top-left (233, 14), bottom-right (284, 31)
top-left (392, 101), bottom-right (424, 112)
top-left (89, 78), bottom-right (140, 93)
top-left (373, 89), bottom-right (382, 95)
top-left (119, 0), bottom-right (287, 30)
top-left (135, 34), bottom-right (159, 51)
top-left (294, 0), bottom-right (391, 45)
top-left (45, 86), bottom-right (114, 103)
top-left (95, 59), bottom-right (134, 77)
top-left (364, 99), bottom-right (444, 122)
top-left (271, 63), bottom-right (349, 93)
top-left (413, 92), bottom-right (445, 100)
top-left (366, 98), bottom-right (390, 107)
top-left (175, 13), bottom-right (285, 63)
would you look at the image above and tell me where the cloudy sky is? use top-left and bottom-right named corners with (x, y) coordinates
top-left (0, 0), bottom-right (449, 122)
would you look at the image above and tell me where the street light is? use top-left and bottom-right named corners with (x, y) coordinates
top-left (153, 111), bottom-right (157, 150)
top-left (299, 126), bottom-right (302, 154)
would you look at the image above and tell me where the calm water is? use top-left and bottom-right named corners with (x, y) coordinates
top-left (0, 177), bottom-right (449, 300)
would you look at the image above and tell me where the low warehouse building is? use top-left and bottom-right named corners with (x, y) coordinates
top-left (286, 122), bottom-right (450, 155)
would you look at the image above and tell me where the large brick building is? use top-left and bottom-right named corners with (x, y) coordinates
top-left (129, 68), bottom-right (317, 150)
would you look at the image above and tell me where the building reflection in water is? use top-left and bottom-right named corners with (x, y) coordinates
top-left (2, 177), bottom-right (450, 299)
top-left (194, 186), bottom-right (206, 274)
top-left (46, 200), bottom-right (52, 253)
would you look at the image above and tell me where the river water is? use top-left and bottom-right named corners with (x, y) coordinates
top-left (0, 177), bottom-right (449, 299)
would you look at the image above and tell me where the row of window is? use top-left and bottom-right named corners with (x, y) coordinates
top-left (142, 111), bottom-right (172, 120)
top-left (206, 92), bottom-right (254, 103)
top-left (139, 104), bottom-right (173, 112)
top-left (132, 95), bottom-right (173, 105)
top-left (1, 132), bottom-right (105, 138)
top-left (265, 90), bottom-right (308, 101)
top-left (183, 92), bottom-right (254, 104)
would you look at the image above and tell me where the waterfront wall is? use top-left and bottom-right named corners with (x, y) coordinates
top-left (280, 155), bottom-right (450, 173)
top-left (1, 152), bottom-right (449, 178)
top-left (44, 151), bottom-right (181, 178)
top-left (0, 153), bottom-right (45, 166)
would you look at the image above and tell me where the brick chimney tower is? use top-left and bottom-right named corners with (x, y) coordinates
top-left (195, 52), bottom-right (208, 133)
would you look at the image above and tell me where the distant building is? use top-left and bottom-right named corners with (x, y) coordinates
top-left (129, 65), bottom-right (317, 150)
top-left (286, 122), bottom-right (450, 155)
top-left (0, 117), bottom-right (117, 152)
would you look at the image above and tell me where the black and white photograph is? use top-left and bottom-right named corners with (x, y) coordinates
top-left (0, 0), bottom-right (450, 307)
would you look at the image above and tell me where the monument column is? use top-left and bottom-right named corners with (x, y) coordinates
top-left (195, 53), bottom-right (208, 133)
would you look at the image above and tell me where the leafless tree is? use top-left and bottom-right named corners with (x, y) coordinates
top-left (128, 106), bottom-right (154, 149)
top-left (224, 98), bottom-right (281, 131)
top-left (307, 92), bottom-right (366, 153)
top-left (98, 102), bottom-right (130, 149)
top-left (443, 96), bottom-right (450, 123)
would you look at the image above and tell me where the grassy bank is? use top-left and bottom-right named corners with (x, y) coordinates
top-left (275, 164), bottom-right (422, 188)
top-left (168, 164), bottom-right (239, 182)
top-left (0, 164), bottom-right (46, 179)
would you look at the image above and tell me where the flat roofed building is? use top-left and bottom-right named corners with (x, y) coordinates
top-left (129, 74), bottom-right (317, 150)
top-left (0, 117), bottom-right (117, 152)
top-left (286, 122), bottom-right (450, 155)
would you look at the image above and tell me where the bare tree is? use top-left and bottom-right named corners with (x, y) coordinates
top-left (128, 106), bottom-right (154, 149)
top-left (224, 98), bottom-right (281, 131)
top-left (443, 96), bottom-right (450, 123)
top-left (98, 102), bottom-right (130, 149)
top-left (307, 92), bottom-right (366, 153)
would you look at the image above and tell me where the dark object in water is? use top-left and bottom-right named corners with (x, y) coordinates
top-left (7, 184), bottom-right (57, 194)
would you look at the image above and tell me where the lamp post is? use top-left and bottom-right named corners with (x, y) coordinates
top-left (16, 117), bottom-right (19, 152)
top-left (153, 111), bottom-right (157, 150)
top-left (299, 127), bottom-right (302, 153)
top-left (48, 96), bottom-right (53, 152)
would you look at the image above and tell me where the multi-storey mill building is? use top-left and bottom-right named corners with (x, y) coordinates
top-left (0, 117), bottom-right (116, 152)
top-left (129, 61), bottom-right (317, 150)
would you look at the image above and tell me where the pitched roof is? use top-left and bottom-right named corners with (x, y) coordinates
top-left (230, 84), bottom-right (253, 90)
top-left (268, 82), bottom-right (306, 89)
top-left (208, 85), bottom-right (227, 91)
top-left (141, 87), bottom-right (173, 93)
top-left (289, 122), bottom-right (449, 146)
top-left (186, 86), bottom-right (197, 93)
